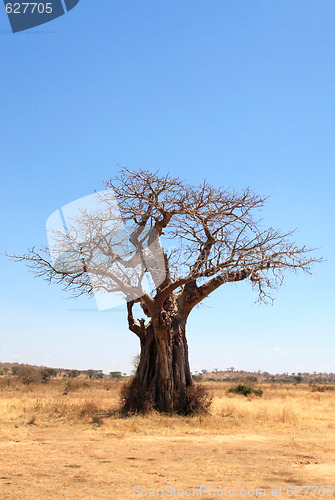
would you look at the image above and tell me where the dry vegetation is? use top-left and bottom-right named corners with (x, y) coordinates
top-left (0, 377), bottom-right (334, 499)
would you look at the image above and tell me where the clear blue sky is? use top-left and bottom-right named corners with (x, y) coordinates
top-left (1, 1), bottom-right (334, 374)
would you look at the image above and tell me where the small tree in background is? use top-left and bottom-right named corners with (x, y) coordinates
top-left (132, 354), bottom-right (141, 375)
top-left (68, 369), bottom-right (80, 379)
top-left (40, 367), bottom-right (58, 383)
top-left (16, 366), bottom-right (41, 385)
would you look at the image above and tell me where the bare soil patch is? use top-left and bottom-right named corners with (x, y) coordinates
top-left (0, 381), bottom-right (334, 499)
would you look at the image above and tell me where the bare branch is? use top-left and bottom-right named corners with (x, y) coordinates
top-left (127, 300), bottom-right (145, 341)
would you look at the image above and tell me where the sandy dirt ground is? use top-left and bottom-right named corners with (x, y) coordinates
top-left (1, 422), bottom-right (334, 499)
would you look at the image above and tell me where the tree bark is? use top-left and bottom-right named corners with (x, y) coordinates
top-left (128, 312), bottom-right (193, 413)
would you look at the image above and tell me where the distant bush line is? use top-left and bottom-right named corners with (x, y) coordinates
top-left (1, 364), bottom-right (335, 387)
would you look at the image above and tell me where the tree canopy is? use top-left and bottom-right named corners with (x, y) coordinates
top-left (15, 167), bottom-right (321, 312)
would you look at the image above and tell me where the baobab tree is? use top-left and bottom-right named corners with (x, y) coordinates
top-left (11, 168), bottom-right (321, 413)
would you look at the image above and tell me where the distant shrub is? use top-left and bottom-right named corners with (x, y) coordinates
top-left (40, 367), bottom-right (58, 383)
top-left (86, 369), bottom-right (103, 379)
top-left (16, 366), bottom-right (41, 385)
top-left (11, 366), bottom-right (19, 376)
top-left (228, 384), bottom-right (263, 397)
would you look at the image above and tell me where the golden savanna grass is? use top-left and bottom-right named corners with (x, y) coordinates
top-left (0, 378), bottom-right (334, 499)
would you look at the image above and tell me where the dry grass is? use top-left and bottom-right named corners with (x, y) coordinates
top-left (0, 379), bottom-right (334, 499)
top-left (1, 379), bottom-right (335, 432)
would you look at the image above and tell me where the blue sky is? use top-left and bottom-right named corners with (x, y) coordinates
top-left (0, 1), bottom-right (334, 374)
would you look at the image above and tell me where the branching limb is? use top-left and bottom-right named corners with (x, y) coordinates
top-left (127, 300), bottom-right (146, 341)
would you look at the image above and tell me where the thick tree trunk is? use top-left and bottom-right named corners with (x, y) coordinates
top-left (128, 313), bottom-right (194, 413)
